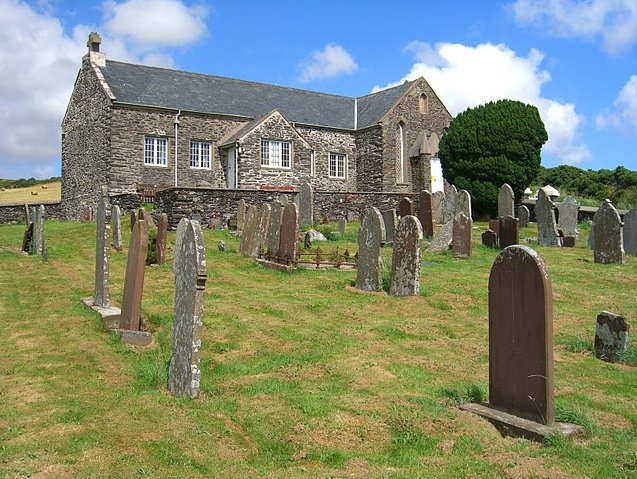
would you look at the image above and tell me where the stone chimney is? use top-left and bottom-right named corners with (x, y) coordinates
top-left (86, 32), bottom-right (106, 67)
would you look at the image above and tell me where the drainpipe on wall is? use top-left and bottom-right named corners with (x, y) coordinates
top-left (353, 98), bottom-right (358, 130)
top-left (174, 110), bottom-right (181, 187)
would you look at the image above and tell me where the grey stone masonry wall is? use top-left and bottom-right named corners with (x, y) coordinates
top-left (155, 187), bottom-right (417, 229)
top-left (61, 56), bottom-right (113, 220)
top-left (110, 106), bottom-right (246, 193)
top-left (380, 78), bottom-right (452, 193)
top-left (354, 126), bottom-right (383, 192)
top-left (0, 202), bottom-right (63, 224)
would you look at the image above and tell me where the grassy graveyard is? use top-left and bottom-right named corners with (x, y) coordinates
top-left (0, 218), bottom-right (635, 478)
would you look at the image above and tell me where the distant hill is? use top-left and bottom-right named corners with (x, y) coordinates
top-left (0, 180), bottom-right (61, 205)
top-left (0, 176), bottom-right (61, 190)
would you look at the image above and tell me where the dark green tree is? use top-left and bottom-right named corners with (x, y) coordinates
top-left (438, 99), bottom-right (548, 216)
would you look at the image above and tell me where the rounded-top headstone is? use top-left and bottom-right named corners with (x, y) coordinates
top-left (593, 199), bottom-right (624, 264)
top-left (498, 183), bottom-right (515, 218)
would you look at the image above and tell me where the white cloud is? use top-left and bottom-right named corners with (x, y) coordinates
top-left (509, 0), bottom-right (637, 54)
top-left (596, 75), bottom-right (637, 132)
top-left (298, 43), bottom-right (358, 83)
top-left (0, 0), bottom-right (209, 179)
top-left (103, 0), bottom-right (208, 47)
top-left (374, 42), bottom-right (591, 165)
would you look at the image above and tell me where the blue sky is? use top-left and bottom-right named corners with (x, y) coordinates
top-left (1, 0), bottom-right (637, 179)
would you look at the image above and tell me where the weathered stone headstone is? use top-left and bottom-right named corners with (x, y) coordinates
top-left (593, 199), bottom-right (624, 264)
top-left (622, 209), bottom-right (637, 256)
top-left (278, 194), bottom-right (289, 205)
top-left (482, 229), bottom-right (498, 249)
top-left (594, 311), bottom-right (630, 362)
top-left (239, 205), bottom-right (258, 256)
top-left (266, 201), bottom-right (284, 260)
top-left (138, 208), bottom-right (156, 230)
top-left (236, 199), bottom-right (247, 231)
top-left (252, 203), bottom-right (271, 258)
top-left (24, 204), bottom-right (30, 225)
top-left (81, 206), bottom-right (94, 222)
top-left (417, 190), bottom-right (434, 238)
top-left (94, 186), bottom-right (111, 307)
top-left (557, 196), bottom-right (579, 238)
top-left (338, 217), bottom-right (347, 235)
top-left (444, 184), bottom-right (458, 223)
top-left (278, 202), bottom-right (300, 265)
top-left (381, 209), bottom-right (397, 245)
top-left (455, 189), bottom-right (472, 220)
top-left (298, 183), bottom-right (314, 227)
top-left (498, 183), bottom-right (515, 218)
top-left (156, 213), bottom-right (168, 264)
top-left (562, 236), bottom-right (576, 247)
top-left (111, 205), bottom-right (122, 251)
top-left (32, 205), bottom-right (45, 256)
top-left (168, 218), bottom-right (207, 398)
top-left (174, 214), bottom-right (189, 272)
top-left (398, 197), bottom-right (414, 217)
top-left (433, 190), bottom-right (445, 224)
top-left (429, 220), bottom-right (453, 253)
top-left (489, 245), bottom-right (554, 424)
top-left (452, 213), bottom-right (472, 258)
top-left (303, 231), bottom-right (312, 249)
top-left (489, 218), bottom-right (500, 236)
top-left (218, 240), bottom-right (226, 252)
top-left (390, 215), bottom-right (423, 296)
top-left (355, 207), bottom-right (385, 292)
top-left (21, 222), bottom-right (33, 253)
top-left (588, 221), bottom-right (595, 250)
top-left (130, 209), bottom-right (138, 232)
top-left (499, 215), bottom-right (519, 249)
top-left (535, 189), bottom-right (561, 247)
top-left (517, 205), bottom-right (530, 228)
top-left (120, 219), bottom-right (149, 332)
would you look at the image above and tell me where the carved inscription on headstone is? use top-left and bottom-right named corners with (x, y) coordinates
top-left (452, 213), bottom-right (472, 258)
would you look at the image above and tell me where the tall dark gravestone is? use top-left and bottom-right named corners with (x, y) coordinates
top-left (112, 205), bottom-right (122, 251)
top-left (355, 207), bottom-right (385, 292)
top-left (278, 203), bottom-right (300, 265)
top-left (499, 215), bottom-right (519, 249)
top-left (398, 197), bottom-right (414, 217)
top-left (156, 213), bottom-right (168, 264)
top-left (417, 190), bottom-right (434, 239)
top-left (168, 218), bottom-right (207, 398)
top-left (120, 219), bottom-right (149, 332)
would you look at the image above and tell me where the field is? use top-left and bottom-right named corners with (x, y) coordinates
top-left (0, 181), bottom-right (61, 205)
top-left (0, 217), bottom-right (635, 478)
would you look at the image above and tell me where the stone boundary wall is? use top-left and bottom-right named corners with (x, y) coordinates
top-left (0, 202), bottom-right (64, 224)
top-left (155, 187), bottom-right (417, 229)
top-left (521, 199), bottom-right (627, 223)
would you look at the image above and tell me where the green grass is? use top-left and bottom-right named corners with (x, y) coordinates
top-left (0, 218), bottom-right (635, 478)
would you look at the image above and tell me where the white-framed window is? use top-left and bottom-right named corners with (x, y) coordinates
top-left (190, 141), bottom-right (211, 169)
top-left (310, 150), bottom-right (315, 177)
top-left (144, 136), bottom-right (167, 166)
top-left (329, 152), bottom-right (346, 179)
top-left (261, 139), bottom-right (291, 169)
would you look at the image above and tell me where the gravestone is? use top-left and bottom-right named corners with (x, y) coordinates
top-left (455, 189), bottom-right (472, 220)
top-left (489, 218), bottom-right (500, 236)
top-left (168, 218), bottom-right (207, 398)
top-left (498, 183), bottom-right (515, 218)
top-left (24, 204), bottom-right (30, 225)
top-left (278, 194), bottom-right (289, 205)
top-left (236, 199), bottom-right (247, 231)
top-left (278, 203), bottom-right (300, 265)
top-left (562, 236), bottom-right (576, 247)
top-left (489, 245), bottom-right (554, 424)
top-left (390, 215), bottom-right (423, 296)
top-left (535, 189), bottom-right (561, 247)
top-left (433, 191), bottom-right (445, 224)
top-left (138, 208), bottom-right (156, 230)
top-left (130, 209), bottom-right (138, 232)
top-left (444, 185), bottom-right (458, 223)
top-left (417, 190), bottom-right (434, 238)
top-left (355, 207), bottom-right (385, 292)
top-left (239, 205), bottom-right (258, 256)
top-left (429, 220), bottom-right (453, 253)
top-left (398, 197), bottom-right (414, 217)
top-left (381, 209), bottom-right (397, 245)
top-left (120, 219), bottom-right (149, 332)
top-left (482, 229), bottom-right (498, 249)
top-left (499, 215), bottom-right (519, 249)
top-left (112, 205), bottom-right (122, 251)
top-left (21, 222), bottom-right (33, 253)
top-left (252, 203), bottom-right (271, 258)
top-left (32, 205), bottom-right (45, 256)
top-left (594, 311), bottom-right (630, 363)
top-left (94, 186), bottom-right (111, 308)
top-left (81, 206), bottom-right (94, 222)
top-left (452, 213), bottom-right (472, 258)
top-left (622, 209), bottom-right (637, 256)
top-left (588, 221), bottom-right (595, 250)
top-left (174, 215), bottom-right (189, 272)
top-left (298, 183), bottom-right (314, 227)
top-left (303, 231), bottom-right (312, 249)
top-left (593, 199), bottom-right (624, 264)
top-left (156, 213), bottom-right (168, 264)
top-left (266, 201), bottom-right (284, 260)
top-left (517, 205), bottom-right (530, 228)
top-left (338, 217), bottom-right (347, 235)
top-left (557, 196), bottom-right (580, 238)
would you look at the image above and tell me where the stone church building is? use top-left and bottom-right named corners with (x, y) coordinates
top-left (61, 33), bottom-right (451, 218)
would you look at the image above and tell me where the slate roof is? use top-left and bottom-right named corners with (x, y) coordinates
top-left (99, 60), bottom-right (414, 130)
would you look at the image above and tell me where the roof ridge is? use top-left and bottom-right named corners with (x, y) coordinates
top-left (356, 80), bottom-right (415, 100)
